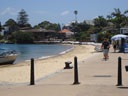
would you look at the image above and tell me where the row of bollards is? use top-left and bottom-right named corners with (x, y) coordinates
top-left (30, 56), bottom-right (80, 85)
top-left (30, 56), bottom-right (125, 86)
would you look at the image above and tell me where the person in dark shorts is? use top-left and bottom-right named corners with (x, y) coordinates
top-left (101, 38), bottom-right (110, 60)
top-left (112, 41), bottom-right (117, 52)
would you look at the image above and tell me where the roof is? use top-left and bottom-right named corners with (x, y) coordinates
top-left (60, 29), bottom-right (72, 33)
top-left (20, 28), bottom-right (56, 33)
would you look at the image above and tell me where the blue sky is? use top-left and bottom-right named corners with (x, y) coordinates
top-left (0, 0), bottom-right (127, 26)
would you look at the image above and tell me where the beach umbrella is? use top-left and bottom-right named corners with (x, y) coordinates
top-left (111, 34), bottom-right (128, 40)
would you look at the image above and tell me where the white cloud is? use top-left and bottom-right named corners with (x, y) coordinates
top-left (0, 7), bottom-right (18, 16)
top-left (60, 10), bottom-right (70, 16)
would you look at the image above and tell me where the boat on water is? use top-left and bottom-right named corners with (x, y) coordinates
top-left (0, 49), bottom-right (18, 64)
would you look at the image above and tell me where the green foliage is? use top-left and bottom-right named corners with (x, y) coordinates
top-left (97, 32), bottom-right (104, 42)
top-left (36, 21), bottom-right (61, 31)
top-left (110, 8), bottom-right (128, 28)
top-left (79, 32), bottom-right (89, 41)
top-left (97, 31), bottom-right (111, 42)
top-left (74, 10), bottom-right (78, 15)
top-left (2, 8), bottom-right (128, 43)
top-left (17, 9), bottom-right (31, 27)
top-left (94, 16), bottom-right (107, 28)
top-left (0, 35), bottom-right (3, 40)
top-left (12, 31), bottom-right (34, 44)
top-left (0, 35), bottom-right (6, 43)
top-left (0, 22), bottom-right (1, 31)
top-left (4, 19), bottom-right (19, 32)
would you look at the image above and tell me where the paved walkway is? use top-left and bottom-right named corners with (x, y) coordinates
top-left (1, 46), bottom-right (128, 96)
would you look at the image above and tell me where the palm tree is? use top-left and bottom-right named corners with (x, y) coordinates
top-left (94, 16), bottom-right (107, 28)
top-left (0, 22), bottom-right (1, 31)
top-left (74, 10), bottom-right (78, 23)
top-left (123, 10), bottom-right (128, 26)
top-left (111, 8), bottom-right (128, 28)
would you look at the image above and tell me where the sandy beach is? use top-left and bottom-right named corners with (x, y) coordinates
top-left (0, 44), bottom-right (95, 84)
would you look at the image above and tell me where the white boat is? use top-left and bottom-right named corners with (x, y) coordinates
top-left (0, 50), bottom-right (18, 64)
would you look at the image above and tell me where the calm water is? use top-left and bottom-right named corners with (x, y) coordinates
top-left (0, 44), bottom-right (73, 63)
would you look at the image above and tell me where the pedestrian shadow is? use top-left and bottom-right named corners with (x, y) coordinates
top-left (110, 51), bottom-right (121, 53)
top-left (101, 58), bottom-right (109, 61)
top-left (117, 86), bottom-right (128, 89)
top-left (91, 51), bottom-right (102, 53)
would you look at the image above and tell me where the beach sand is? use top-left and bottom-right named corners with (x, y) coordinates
top-left (0, 45), bottom-right (95, 84)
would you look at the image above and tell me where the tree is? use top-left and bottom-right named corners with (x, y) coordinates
top-left (78, 21), bottom-right (90, 32)
top-left (91, 16), bottom-right (108, 34)
top-left (56, 23), bottom-right (61, 31)
top-left (17, 9), bottom-right (30, 27)
top-left (0, 22), bottom-right (2, 31)
top-left (4, 19), bottom-right (19, 33)
top-left (37, 21), bottom-right (61, 31)
top-left (110, 8), bottom-right (128, 28)
top-left (12, 31), bottom-right (34, 44)
top-left (94, 16), bottom-right (107, 28)
top-left (74, 10), bottom-right (78, 23)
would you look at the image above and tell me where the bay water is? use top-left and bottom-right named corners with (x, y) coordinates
top-left (0, 44), bottom-right (73, 64)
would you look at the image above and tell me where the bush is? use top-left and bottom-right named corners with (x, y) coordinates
top-left (12, 31), bottom-right (34, 44)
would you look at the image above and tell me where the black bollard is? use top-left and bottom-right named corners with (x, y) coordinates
top-left (30, 58), bottom-right (35, 85)
top-left (116, 57), bottom-right (122, 86)
top-left (64, 61), bottom-right (72, 69)
top-left (73, 56), bottom-right (80, 85)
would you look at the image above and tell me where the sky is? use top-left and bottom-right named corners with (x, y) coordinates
top-left (0, 0), bottom-right (128, 26)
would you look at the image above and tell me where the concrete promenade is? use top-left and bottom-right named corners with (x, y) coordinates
top-left (1, 46), bottom-right (128, 96)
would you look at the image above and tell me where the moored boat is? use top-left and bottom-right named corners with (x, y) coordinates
top-left (0, 50), bottom-right (18, 64)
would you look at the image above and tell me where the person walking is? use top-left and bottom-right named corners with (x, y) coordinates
top-left (112, 40), bottom-right (117, 52)
top-left (101, 38), bottom-right (110, 60)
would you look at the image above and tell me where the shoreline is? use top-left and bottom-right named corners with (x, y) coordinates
top-left (15, 44), bottom-right (74, 64)
top-left (0, 44), bottom-right (96, 85)
top-left (38, 44), bottom-right (74, 60)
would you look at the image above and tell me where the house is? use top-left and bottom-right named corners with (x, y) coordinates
top-left (59, 29), bottom-right (74, 40)
top-left (20, 28), bottom-right (58, 41)
top-left (0, 26), bottom-right (9, 36)
top-left (0, 30), bottom-right (4, 36)
top-left (90, 34), bottom-right (98, 42)
top-left (120, 27), bottom-right (128, 35)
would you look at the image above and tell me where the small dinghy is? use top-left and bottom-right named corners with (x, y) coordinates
top-left (0, 49), bottom-right (18, 64)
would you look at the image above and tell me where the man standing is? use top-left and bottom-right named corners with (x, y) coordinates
top-left (101, 38), bottom-right (110, 60)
